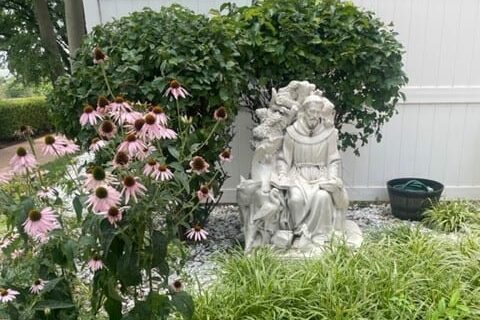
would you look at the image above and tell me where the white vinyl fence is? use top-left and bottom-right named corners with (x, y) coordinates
top-left (83, 0), bottom-right (480, 201)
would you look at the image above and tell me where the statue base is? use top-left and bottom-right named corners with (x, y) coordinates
top-left (251, 220), bottom-right (363, 259)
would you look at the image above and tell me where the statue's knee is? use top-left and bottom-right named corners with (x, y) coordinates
top-left (316, 190), bottom-right (331, 202)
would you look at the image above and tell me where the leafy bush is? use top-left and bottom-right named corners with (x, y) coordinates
top-left (0, 97), bottom-right (52, 140)
top-left (194, 227), bottom-right (480, 319)
top-left (423, 201), bottom-right (480, 232)
top-left (49, 5), bottom-right (246, 146)
top-left (50, 0), bottom-right (407, 155)
top-left (216, 0), bottom-right (408, 153)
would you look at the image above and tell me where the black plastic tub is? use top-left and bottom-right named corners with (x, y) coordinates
top-left (387, 178), bottom-right (444, 221)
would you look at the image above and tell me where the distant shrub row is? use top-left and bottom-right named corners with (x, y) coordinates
top-left (0, 97), bottom-right (51, 141)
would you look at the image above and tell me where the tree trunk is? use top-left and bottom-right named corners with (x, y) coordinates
top-left (33, 0), bottom-right (65, 82)
top-left (65, 0), bottom-right (86, 63)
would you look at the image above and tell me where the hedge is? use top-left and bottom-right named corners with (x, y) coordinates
top-left (0, 97), bottom-right (52, 141)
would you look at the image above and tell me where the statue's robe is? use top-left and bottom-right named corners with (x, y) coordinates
top-left (277, 120), bottom-right (348, 239)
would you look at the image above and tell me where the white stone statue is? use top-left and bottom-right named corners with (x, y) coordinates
top-left (237, 81), bottom-right (362, 255)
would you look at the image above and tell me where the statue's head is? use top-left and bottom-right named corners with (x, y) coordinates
top-left (300, 95), bottom-right (324, 129)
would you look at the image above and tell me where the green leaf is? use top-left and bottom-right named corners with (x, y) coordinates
top-left (168, 145), bottom-right (180, 160)
top-left (171, 292), bottom-right (195, 320)
top-left (34, 300), bottom-right (75, 310)
top-left (105, 298), bottom-right (122, 319)
top-left (73, 195), bottom-right (83, 222)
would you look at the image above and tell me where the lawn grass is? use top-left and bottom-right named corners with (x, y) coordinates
top-left (193, 226), bottom-right (480, 319)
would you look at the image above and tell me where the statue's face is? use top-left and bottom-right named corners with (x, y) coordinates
top-left (304, 103), bottom-right (322, 129)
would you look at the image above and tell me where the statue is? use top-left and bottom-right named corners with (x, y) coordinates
top-left (237, 81), bottom-right (362, 254)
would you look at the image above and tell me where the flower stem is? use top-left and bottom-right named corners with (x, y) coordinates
top-left (188, 121), bottom-right (219, 158)
top-left (100, 64), bottom-right (115, 99)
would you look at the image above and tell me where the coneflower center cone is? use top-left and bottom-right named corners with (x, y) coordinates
top-left (44, 135), bottom-right (55, 145)
top-left (108, 207), bottom-right (120, 217)
top-left (28, 209), bottom-right (42, 222)
top-left (101, 121), bottom-right (114, 133)
top-left (123, 176), bottom-right (135, 187)
top-left (16, 147), bottom-right (27, 157)
top-left (170, 80), bottom-right (180, 88)
top-left (126, 134), bottom-right (136, 142)
top-left (95, 187), bottom-right (108, 199)
top-left (115, 152), bottom-right (129, 165)
top-left (145, 114), bottom-right (156, 125)
top-left (192, 157), bottom-right (206, 171)
top-left (134, 119), bottom-right (145, 131)
top-left (92, 166), bottom-right (106, 181)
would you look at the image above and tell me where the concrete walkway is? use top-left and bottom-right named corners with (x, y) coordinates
top-left (0, 136), bottom-right (56, 173)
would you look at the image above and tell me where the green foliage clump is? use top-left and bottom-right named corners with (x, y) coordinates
top-left (0, 97), bottom-right (52, 140)
top-left (195, 227), bottom-right (480, 319)
top-left (50, 5), bottom-right (246, 147)
top-left (423, 201), bottom-right (480, 232)
top-left (217, 0), bottom-right (407, 153)
top-left (50, 0), bottom-right (407, 155)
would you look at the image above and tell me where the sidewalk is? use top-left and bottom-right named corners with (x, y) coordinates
top-left (0, 136), bottom-right (55, 173)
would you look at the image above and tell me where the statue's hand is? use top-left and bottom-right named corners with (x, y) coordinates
top-left (319, 178), bottom-right (342, 192)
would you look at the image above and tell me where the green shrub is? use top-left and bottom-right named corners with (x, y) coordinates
top-left (49, 5), bottom-right (246, 145)
top-left (217, 0), bottom-right (408, 153)
top-left (194, 227), bottom-right (480, 319)
top-left (423, 201), bottom-right (480, 232)
top-left (0, 97), bottom-right (52, 140)
top-left (50, 0), bottom-right (407, 155)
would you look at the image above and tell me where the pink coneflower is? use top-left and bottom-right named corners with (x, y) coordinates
top-left (113, 151), bottom-right (130, 169)
top-left (197, 185), bottom-right (215, 202)
top-left (30, 279), bottom-right (47, 294)
top-left (157, 164), bottom-right (174, 181)
top-left (0, 172), bottom-right (12, 185)
top-left (188, 156), bottom-right (210, 175)
top-left (84, 166), bottom-right (116, 191)
top-left (117, 134), bottom-right (146, 157)
top-left (151, 106), bottom-right (168, 125)
top-left (86, 186), bottom-right (121, 213)
top-left (11, 249), bottom-right (24, 260)
top-left (98, 207), bottom-right (124, 226)
top-left (93, 47), bottom-right (108, 64)
top-left (88, 255), bottom-right (104, 272)
top-left (97, 96), bottom-right (110, 115)
top-left (0, 288), bottom-right (19, 303)
top-left (98, 120), bottom-right (117, 140)
top-left (139, 113), bottom-right (163, 141)
top-left (10, 147), bottom-right (38, 174)
top-left (112, 108), bottom-right (143, 125)
top-left (143, 159), bottom-right (160, 178)
top-left (158, 126), bottom-right (177, 140)
top-left (56, 136), bottom-right (80, 155)
top-left (136, 145), bottom-right (156, 161)
top-left (80, 105), bottom-right (102, 126)
top-left (213, 106), bottom-right (228, 121)
top-left (108, 96), bottom-right (132, 113)
top-left (89, 137), bottom-right (107, 152)
top-left (185, 225), bottom-right (209, 241)
top-left (219, 148), bottom-right (233, 162)
top-left (37, 187), bottom-right (58, 199)
top-left (121, 176), bottom-right (147, 204)
top-left (165, 80), bottom-right (190, 100)
top-left (42, 135), bottom-right (78, 156)
top-left (23, 207), bottom-right (60, 239)
top-left (0, 236), bottom-right (13, 250)
top-left (42, 135), bottom-right (65, 156)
